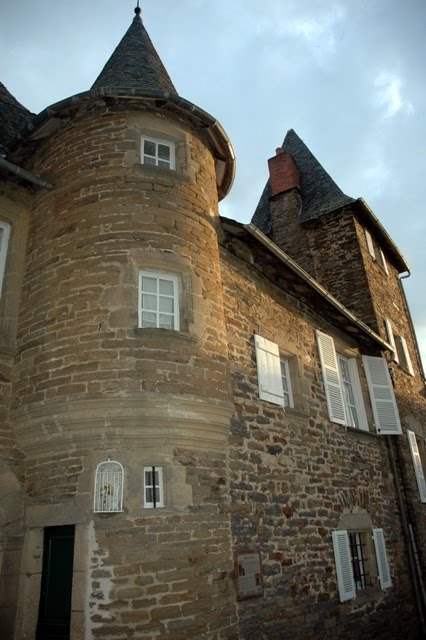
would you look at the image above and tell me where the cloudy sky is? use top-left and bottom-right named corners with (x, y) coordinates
top-left (1, 0), bottom-right (425, 366)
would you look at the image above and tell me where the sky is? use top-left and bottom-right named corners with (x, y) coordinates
top-left (1, 0), bottom-right (425, 367)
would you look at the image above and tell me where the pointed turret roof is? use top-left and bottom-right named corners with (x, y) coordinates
top-left (0, 82), bottom-right (34, 154)
top-left (91, 11), bottom-right (177, 95)
top-left (252, 129), bottom-right (354, 232)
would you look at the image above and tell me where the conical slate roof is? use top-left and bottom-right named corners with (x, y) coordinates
top-left (91, 12), bottom-right (177, 94)
top-left (252, 129), bottom-right (354, 233)
top-left (0, 82), bottom-right (34, 154)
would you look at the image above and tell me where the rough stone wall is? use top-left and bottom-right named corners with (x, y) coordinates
top-left (220, 242), bottom-right (419, 640)
top-left (7, 99), bottom-right (238, 638)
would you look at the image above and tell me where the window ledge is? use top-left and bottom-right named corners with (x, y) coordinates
top-left (351, 586), bottom-right (381, 607)
top-left (132, 327), bottom-right (198, 344)
top-left (345, 425), bottom-right (379, 441)
top-left (284, 407), bottom-right (309, 422)
top-left (133, 163), bottom-right (191, 184)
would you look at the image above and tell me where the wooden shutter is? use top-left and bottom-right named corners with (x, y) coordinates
top-left (254, 335), bottom-right (284, 405)
top-left (362, 356), bottom-right (402, 435)
top-left (384, 318), bottom-right (398, 363)
top-left (372, 529), bottom-right (392, 589)
top-left (399, 336), bottom-right (414, 376)
top-left (316, 331), bottom-right (346, 425)
top-left (332, 530), bottom-right (356, 602)
top-left (407, 431), bottom-right (426, 503)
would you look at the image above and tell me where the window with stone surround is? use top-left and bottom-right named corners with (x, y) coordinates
top-left (138, 271), bottom-right (180, 330)
top-left (141, 135), bottom-right (175, 170)
top-left (94, 460), bottom-right (124, 513)
top-left (407, 430), bottom-right (426, 503)
top-left (254, 335), bottom-right (298, 410)
top-left (384, 318), bottom-right (414, 375)
top-left (333, 522), bottom-right (392, 602)
top-left (316, 330), bottom-right (402, 434)
top-left (144, 466), bottom-right (164, 508)
top-left (0, 221), bottom-right (11, 298)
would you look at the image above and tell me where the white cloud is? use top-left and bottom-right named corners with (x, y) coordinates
top-left (374, 71), bottom-right (414, 119)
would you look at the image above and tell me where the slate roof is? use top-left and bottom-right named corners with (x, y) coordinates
top-left (0, 82), bottom-right (34, 154)
top-left (252, 129), bottom-right (354, 233)
top-left (91, 13), bottom-right (177, 95)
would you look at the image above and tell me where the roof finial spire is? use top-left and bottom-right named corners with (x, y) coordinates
top-left (135, 1), bottom-right (141, 16)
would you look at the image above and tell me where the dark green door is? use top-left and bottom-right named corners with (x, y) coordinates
top-left (36, 525), bottom-right (75, 640)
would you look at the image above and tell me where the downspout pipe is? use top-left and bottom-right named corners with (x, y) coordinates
top-left (0, 157), bottom-right (54, 190)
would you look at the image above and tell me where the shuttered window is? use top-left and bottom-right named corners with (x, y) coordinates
top-left (332, 530), bottom-right (356, 602)
top-left (254, 335), bottom-right (285, 406)
top-left (0, 221), bottom-right (11, 298)
top-left (407, 430), bottom-right (426, 503)
top-left (365, 229), bottom-right (375, 257)
top-left (316, 331), bottom-right (346, 425)
top-left (280, 357), bottom-right (293, 408)
top-left (94, 460), bottom-right (124, 512)
top-left (384, 318), bottom-right (398, 363)
top-left (372, 529), bottom-right (392, 589)
top-left (362, 356), bottom-right (402, 434)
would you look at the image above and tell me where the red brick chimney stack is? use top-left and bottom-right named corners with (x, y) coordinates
top-left (268, 147), bottom-right (300, 198)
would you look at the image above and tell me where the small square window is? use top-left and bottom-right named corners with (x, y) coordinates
top-left (141, 136), bottom-right (175, 170)
top-left (144, 466), bottom-right (164, 508)
top-left (139, 271), bottom-right (180, 330)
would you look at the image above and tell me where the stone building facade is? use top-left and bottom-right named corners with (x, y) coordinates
top-left (0, 7), bottom-right (425, 640)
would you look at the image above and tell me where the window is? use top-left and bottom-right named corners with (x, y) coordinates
top-left (94, 460), bottom-right (124, 513)
top-left (141, 136), bottom-right (175, 170)
top-left (365, 229), bottom-right (388, 275)
top-left (332, 528), bottom-right (392, 602)
top-left (280, 357), bottom-right (294, 409)
top-left (316, 330), bottom-right (401, 434)
top-left (254, 335), bottom-right (295, 408)
top-left (0, 221), bottom-right (11, 297)
top-left (139, 271), bottom-right (180, 330)
top-left (407, 430), bottom-right (426, 503)
top-left (144, 466), bottom-right (164, 508)
top-left (384, 318), bottom-right (414, 375)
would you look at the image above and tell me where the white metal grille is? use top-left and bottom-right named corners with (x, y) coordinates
top-left (94, 460), bottom-right (124, 512)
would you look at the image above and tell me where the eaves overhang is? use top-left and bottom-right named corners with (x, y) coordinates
top-left (11, 88), bottom-right (235, 201)
top-left (220, 216), bottom-right (393, 353)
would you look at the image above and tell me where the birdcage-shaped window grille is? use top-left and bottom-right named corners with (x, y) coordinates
top-left (94, 460), bottom-right (124, 513)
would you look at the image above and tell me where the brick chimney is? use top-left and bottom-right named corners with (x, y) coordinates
top-left (268, 148), bottom-right (300, 198)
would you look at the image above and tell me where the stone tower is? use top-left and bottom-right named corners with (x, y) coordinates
top-left (5, 8), bottom-right (238, 639)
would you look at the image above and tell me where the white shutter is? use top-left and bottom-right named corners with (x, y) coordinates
top-left (365, 229), bottom-right (375, 257)
top-left (362, 356), bottom-right (402, 435)
top-left (372, 529), bottom-right (392, 589)
top-left (0, 221), bottom-right (11, 298)
top-left (379, 248), bottom-right (389, 275)
top-left (399, 336), bottom-right (414, 376)
top-left (316, 331), bottom-right (346, 425)
top-left (384, 318), bottom-right (398, 363)
top-left (254, 335), bottom-right (284, 405)
top-left (407, 431), bottom-right (426, 503)
top-left (332, 530), bottom-right (356, 602)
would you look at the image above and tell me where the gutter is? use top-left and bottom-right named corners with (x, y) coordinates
top-left (0, 157), bottom-right (54, 190)
top-left (245, 223), bottom-right (393, 352)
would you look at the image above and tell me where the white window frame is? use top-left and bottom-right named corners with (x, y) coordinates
top-left (144, 466), bottom-right (164, 508)
top-left (94, 459), bottom-right (124, 513)
top-left (280, 356), bottom-right (294, 409)
top-left (141, 135), bottom-right (176, 170)
top-left (378, 248), bottom-right (389, 275)
top-left (407, 430), bottom-right (426, 503)
top-left (333, 527), bottom-right (392, 602)
top-left (138, 271), bottom-right (180, 330)
top-left (384, 318), bottom-right (398, 363)
top-left (337, 355), bottom-right (369, 431)
top-left (0, 221), bottom-right (11, 298)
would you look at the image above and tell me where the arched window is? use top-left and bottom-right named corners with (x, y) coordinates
top-left (94, 459), bottom-right (124, 513)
